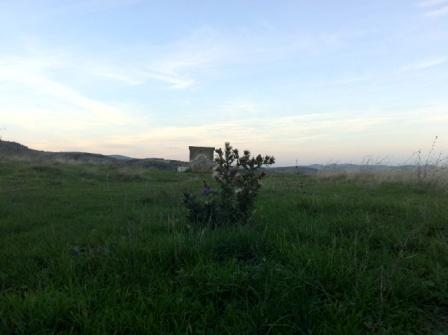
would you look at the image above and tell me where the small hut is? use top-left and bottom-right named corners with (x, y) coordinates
top-left (189, 146), bottom-right (215, 172)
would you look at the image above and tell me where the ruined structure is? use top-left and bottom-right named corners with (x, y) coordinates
top-left (189, 146), bottom-right (215, 172)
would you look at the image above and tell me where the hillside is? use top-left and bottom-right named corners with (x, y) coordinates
top-left (0, 140), bottom-right (186, 171)
top-left (269, 163), bottom-right (419, 175)
top-left (1, 140), bottom-right (425, 175)
top-left (0, 140), bottom-right (40, 158)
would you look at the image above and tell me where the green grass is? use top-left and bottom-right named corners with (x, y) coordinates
top-left (0, 160), bottom-right (447, 334)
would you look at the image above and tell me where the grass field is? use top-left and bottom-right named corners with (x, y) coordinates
top-left (0, 160), bottom-right (447, 334)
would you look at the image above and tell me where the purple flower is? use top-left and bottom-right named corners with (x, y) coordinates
top-left (202, 180), bottom-right (212, 196)
top-left (202, 186), bottom-right (212, 196)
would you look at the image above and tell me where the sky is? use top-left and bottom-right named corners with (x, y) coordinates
top-left (0, 0), bottom-right (447, 166)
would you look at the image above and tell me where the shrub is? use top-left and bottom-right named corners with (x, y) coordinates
top-left (183, 142), bottom-right (275, 227)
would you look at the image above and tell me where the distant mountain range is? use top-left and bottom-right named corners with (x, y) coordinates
top-left (269, 163), bottom-right (417, 175)
top-left (1, 140), bottom-right (419, 173)
top-left (0, 140), bottom-right (186, 171)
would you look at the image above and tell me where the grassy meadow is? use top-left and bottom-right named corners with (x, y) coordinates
top-left (0, 160), bottom-right (447, 334)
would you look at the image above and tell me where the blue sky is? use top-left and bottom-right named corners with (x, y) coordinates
top-left (1, 0), bottom-right (447, 165)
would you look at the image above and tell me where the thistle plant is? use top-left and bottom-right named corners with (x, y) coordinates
top-left (183, 142), bottom-right (275, 227)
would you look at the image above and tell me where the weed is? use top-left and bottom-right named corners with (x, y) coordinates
top-left (183, 142), bottom-right (275, 227)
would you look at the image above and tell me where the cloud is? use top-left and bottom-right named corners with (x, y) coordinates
top-left (426, 5), bottom-right (448, 16)
top-left (418, 0), bottom-right (448, 7)
top-left (399, 57), bottom-right (447, 72)
top-left (47, 0), bottom-right (144, 15)
top-left (418, 0), bottom-right (448, 16)
top-left (105, 107), bottom-right (447, 164)
top-left (67, 114), bottom-right (394, 154)
top-left (0, 24), bottom-right (356, 93)
top-left (4, 93), bottom-right (447, 165)
top-left (91, 67), bottom-right (195, 90)
top-left (0, 55), bottom-right (138, 127)
top-left (82, 26), bottom-right (354, 90)
top-left (78, 28), bottom-right (229, 90)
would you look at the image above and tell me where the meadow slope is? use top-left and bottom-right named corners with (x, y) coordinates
top-left (0, 161), bottom-right (447, 334)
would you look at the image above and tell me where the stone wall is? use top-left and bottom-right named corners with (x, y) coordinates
top-left (189, 146), bottom-right (215, 172)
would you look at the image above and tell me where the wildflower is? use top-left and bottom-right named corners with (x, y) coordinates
top-left (183, 142), bottom-right (275, 227)
top-left (202, 180), bottom-right (212, 196)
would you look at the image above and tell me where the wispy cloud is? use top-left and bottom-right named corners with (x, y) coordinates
top-left (63, 113), bottom-right (391, 161)
top-left (91, 66), bottom-right (196, 90)
top-left (418, 0), bottom-right (448, 7)
top-left (418, 0), bottom-right (448, 16)
top-left (45, 0), bottom-right (144, 16)
top-left (426, 5), bottom-right (448, 16)
top-left (399, 57), bottom-right (447, 72)
top-left (84, 26), bottom-right (354, 90)
top-left (49, 107), bottom-right (445, 165)
top-left (0, 55), bottom-right (138, 126)
top-left (81, 28), bottom-right (230, 89)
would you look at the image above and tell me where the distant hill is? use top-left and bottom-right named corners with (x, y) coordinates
top-left (0, 140), bottom-right (187, 171)
top-left (270, 163), bottom-right (417, 175)
top-left (1, 140), bottom-right (420, 173)
top-left (107, 155), bottom-right (134, 161)
top-left (0, 141), bottom-right (38, 157)
top-left (268, 166), bottom-right (319, 175)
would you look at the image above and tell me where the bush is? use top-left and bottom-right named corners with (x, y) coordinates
top-left (183, 142), bottom-right (275, 227)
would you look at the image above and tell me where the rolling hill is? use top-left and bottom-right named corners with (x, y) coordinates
top-left (0, 140), bottom-right (187, 171)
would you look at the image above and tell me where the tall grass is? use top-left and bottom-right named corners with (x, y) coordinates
top-left (317, 138), bottom-right (448, 191)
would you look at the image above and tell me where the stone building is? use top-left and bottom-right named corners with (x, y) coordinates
top-left (189, 146), bottom-right (215, 172)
